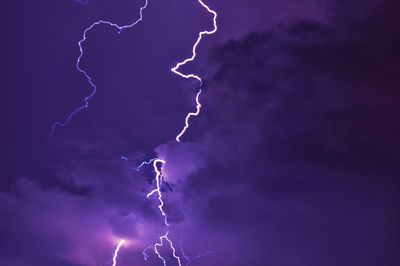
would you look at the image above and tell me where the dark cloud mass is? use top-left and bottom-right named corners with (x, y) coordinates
top-left (164, 1), bottom-right (400, 265)
top-left (1, 0), bottom-right (399, 265)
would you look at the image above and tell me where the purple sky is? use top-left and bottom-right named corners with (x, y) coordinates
top-left (1, 0), bottom-right (399, 265)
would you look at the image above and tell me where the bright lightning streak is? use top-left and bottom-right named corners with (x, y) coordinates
top-left (143, 158), bottom-right (183, 264)
top-left (146, 159), bottom-right (169, 226)
top-left (112, 239), bottom-right (125, 266)
top-left (175, 89), bottom-right (202, 143)
top-left (143, 231), bottom-right (182, 266)
top-left (143, 1), bottom-right (218, 265)
top-left (50, 0), bottom-right (149, 137)
top-left (172, 0), bottom-right (218, 142)
top-left (156, 232), bottom-right (182, 266)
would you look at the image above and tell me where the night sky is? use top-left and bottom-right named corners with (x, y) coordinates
top-left (1, 0), bottom-right (399, 265)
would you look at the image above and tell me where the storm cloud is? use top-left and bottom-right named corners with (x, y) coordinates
top-left (0, 0), bottom-right (399, 265)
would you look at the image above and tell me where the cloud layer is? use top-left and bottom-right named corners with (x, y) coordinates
top-left (1, 0), bottom-right (399, 265)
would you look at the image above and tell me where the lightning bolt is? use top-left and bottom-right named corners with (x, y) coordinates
top-left (146, 159), bottom-right (169, 226)
top-left (143, 231), bottom-right (182, 266)
top-left (50, 0), bottom-right (149, 137)
top-left (112, 239), bottom-right (125, 266)
top-left (172, 0), bottom-right (218, 143)
top-left (142, 1), bottom-right (218, 265)
top-left (53, 0), bottom-right (218, 264)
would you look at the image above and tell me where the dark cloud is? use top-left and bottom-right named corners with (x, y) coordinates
top-left (165, 1), bottom-right (400, 265)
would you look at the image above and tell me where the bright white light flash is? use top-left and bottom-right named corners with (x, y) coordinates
top-left (112, 239), bottom-right (125, 266)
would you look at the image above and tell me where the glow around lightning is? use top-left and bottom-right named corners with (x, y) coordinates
top-left (50, 0), bottom-right (149, 137)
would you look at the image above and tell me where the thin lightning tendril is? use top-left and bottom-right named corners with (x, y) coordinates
top-left (180, 239), bottom-right (214, 265)
top-left (143, 231), bottom-right (182, 266)
top-left (50, 0), bottom-right (149, 137)
top-left (134, 157), bottom-right (158, 171)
